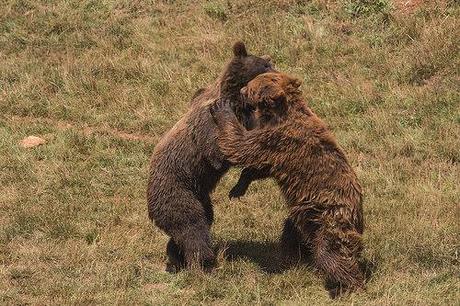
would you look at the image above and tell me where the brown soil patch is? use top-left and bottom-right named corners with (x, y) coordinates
top-left (9, 116), bottom-right (157, 143)
top-left (393, 0), bottom-right (450, 15)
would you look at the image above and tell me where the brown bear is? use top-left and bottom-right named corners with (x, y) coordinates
top-left (147, 42), bottom-right (274, 272)
top-left (210, 72), bottom-right (365, 296)
top-left (188, 43), bottom-right (273, 127)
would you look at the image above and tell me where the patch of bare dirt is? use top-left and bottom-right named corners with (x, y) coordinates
top-left (10, 116), bottom-right (157, 143)
top-left (394, 0), bottom-right (423, 14)
top-left (20, 136), bottom-right (46, 148)
top-left (393, 0), bottom-right (451, 15)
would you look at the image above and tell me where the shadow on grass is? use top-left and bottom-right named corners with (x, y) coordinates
top-left (221, 240), bottom-right (289, 274)
top-left (361, 257), bottom-right (378, 283)
top-left (220, 239), bottom-right (378, 283)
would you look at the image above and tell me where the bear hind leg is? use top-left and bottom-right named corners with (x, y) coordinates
top-left (176, 222), bottom-right (216, 272)
top-left (280, 218), bottom-right (302, 263)
top-left (166, 238), bottom-right (185, 273)
top-left (312, 224), bottom-right (364, 298)
top-left (280, 217), bottom-right (316, 267)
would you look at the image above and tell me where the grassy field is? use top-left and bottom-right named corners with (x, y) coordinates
top-left (1, 0), bottom-right (459, 304)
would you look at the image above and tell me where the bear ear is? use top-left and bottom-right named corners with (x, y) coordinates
top-left (261, 55), bottom-right (272, 62)
top-left (290, 77), bottom-right (302, 89)
top-left (233, 41), bottom-right (248, 57)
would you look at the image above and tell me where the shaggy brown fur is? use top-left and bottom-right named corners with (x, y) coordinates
top-left (210, 72), bottom-right (365, 296)
top-left (189, 44), bottom-right (273, 127)
top-left (147, 42), bottom-right (274, 272)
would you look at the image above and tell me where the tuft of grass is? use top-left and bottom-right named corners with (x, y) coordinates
top-left (345, 0), bottom-right (392, 17)
top-left (203, 1), bottom-right (228, 21)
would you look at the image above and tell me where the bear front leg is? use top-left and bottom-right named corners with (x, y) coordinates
top-left (210, 99), bottom-right (283, 168)
top-left (229, 167), bottom-right (270, 199)
top-left (210, 98), bottom-right (239, 130)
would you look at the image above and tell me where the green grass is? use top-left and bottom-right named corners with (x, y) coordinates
top-left (1, 0), bottom-right (459, 304)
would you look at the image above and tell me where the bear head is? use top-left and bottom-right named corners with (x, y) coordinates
top-left (240, 72), bottom-right (303, 126)
top-left (220, 41), bottom-right (275, 98)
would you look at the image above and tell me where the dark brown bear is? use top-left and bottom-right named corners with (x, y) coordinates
top-left (189, 43), bottom-right (273, 127)
top-left (147, 42), bottom-right (274, 272)
top-left (210, 72), bottom-right (365, 296)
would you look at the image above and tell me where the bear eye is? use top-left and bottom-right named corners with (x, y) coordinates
top-left (260, 100), bottom-right (269, 109)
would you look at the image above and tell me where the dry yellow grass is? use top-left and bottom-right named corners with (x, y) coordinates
top-left (1, 0), bottom-right (459, 304)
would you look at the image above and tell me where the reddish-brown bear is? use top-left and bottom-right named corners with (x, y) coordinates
top-left (211, 72), bottom-right (365, 296)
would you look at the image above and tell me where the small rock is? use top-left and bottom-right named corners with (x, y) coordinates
top-left (20, 136), bottom-right (46, 148)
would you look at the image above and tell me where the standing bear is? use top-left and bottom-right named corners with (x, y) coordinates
top-left (210, 72), bottom-right (365, 296)
top-left (147, 42), bottom-right (274, 272)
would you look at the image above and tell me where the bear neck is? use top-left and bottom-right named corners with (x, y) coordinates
top-left (219, 60), bottom-right (246, 101)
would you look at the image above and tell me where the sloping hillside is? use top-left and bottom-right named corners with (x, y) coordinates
top-left (1, 0), bottom-right (459, 304)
